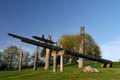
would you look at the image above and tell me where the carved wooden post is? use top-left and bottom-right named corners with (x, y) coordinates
top-left (106, 64), bottom-right (111, 68)
top-left (53, 51), bottom-right (57, 72)
top-left (101, 63), bottom-right (107, 68)
top-left (53, 43), bottom-right (58, 72)
top-left (19, 48), bottom-right (23, 71)
top-left (60, 50), bottom-right (64, 72)
top-left (45, 35), bottom-right (51, 70)
top-left (78, 26), bottom-right (85, 68)
top-left (101, 64), bottom-right (104, 68)
top-left (33, 46), bottom-right (39, 71)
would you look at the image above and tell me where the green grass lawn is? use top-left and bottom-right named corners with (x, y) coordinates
top-left (0, 62), bottom-right (120, 80)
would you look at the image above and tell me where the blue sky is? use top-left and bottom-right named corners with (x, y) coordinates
top-left (0, 0), bottom-right (120, 61)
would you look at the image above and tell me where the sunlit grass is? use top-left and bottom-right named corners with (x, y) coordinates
top-left (0, 62), bottom-right (120, 80)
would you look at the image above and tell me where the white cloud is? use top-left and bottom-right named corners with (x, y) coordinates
top-left (100, 38), bottom-right (120, 61)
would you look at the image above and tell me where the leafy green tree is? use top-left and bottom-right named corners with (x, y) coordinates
top-left (59, 34), bottom-right (101, 63)
top-left (3, 46), bottom-right (19, 70)
top-left (84, 34), bottom-right (101, 58)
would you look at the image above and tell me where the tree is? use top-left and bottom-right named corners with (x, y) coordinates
top-left (59, 34), bottom-right (101, 63)
top-left (0, 51), bottom-right (3, 62)
top-left (41, 48), bottom-right (46, 57)
top-left (0, 51), bottom-right (8, 71)
top-left (84, 34), bottom-right (101, 58)
top-left (22, 51), bottom-right (30, 67)
top-left (3, 46), bottom-right (19, 70)
top-left (0, 51), bottom-right (3, 66)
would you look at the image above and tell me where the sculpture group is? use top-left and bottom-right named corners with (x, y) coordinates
top-left (8, 27), bottom-right (113, 72)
